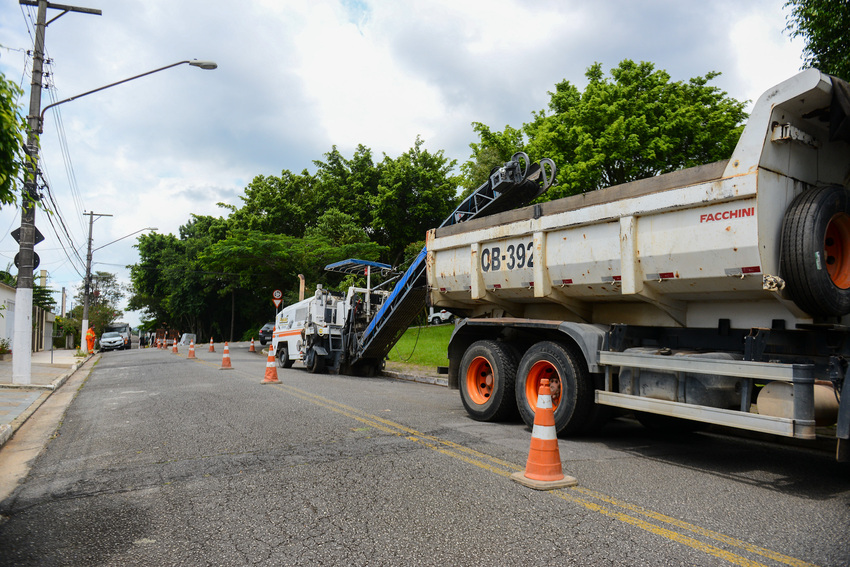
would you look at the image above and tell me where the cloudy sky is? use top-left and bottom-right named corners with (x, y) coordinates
top-left (0, 0), bottom-right (804, 327)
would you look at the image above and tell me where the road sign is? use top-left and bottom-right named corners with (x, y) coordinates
top-left (273, 289), bottom-right (282, 308)
top-left (14, 252), bottom-right (39, 270)
top-left (11, 226), bottom-right (45, 245)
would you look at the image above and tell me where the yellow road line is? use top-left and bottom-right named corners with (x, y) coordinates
top-left (572, 487), bottom-right (818, 567)
top-left (554, 490), bottom-right (768, 567)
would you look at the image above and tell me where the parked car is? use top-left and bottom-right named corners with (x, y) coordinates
top-left (259, 322), bottom-right (274, 345)
top-left (178, 333), bottom-right (197, 346)
top-left (429, 308), bottom-right (454, 325)
top-left (100, 331), bottom-right (125, 352)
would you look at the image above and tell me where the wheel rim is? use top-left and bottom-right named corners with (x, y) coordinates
top-left (825, 213), bottom-right (850, 289)
top-left (465, 356), bottom-right (494, 405)
top-left (524, 360), bottom-right (561, 412)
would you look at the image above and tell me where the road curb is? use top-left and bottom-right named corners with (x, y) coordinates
top-left (382, 369), bottom-right (448, 387)
top-left (0, 353), bottom-right (94, 450)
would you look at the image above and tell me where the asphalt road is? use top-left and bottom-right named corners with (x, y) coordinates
top-left (0, 345), bottom-right (847, 566)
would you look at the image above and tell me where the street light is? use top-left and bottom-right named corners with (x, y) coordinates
top-left (13, 58), bottom-right (217, 384)
top-left (80, 217), bottom-right (158, 355)
top-left (38, 60), bottom-right (218, 130)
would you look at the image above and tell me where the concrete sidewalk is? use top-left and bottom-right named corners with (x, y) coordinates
top-left (0, 349), bottom-right (92, 448)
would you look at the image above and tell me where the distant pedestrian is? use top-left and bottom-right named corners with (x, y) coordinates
top-left (86, 327), bottom-right (96, 353)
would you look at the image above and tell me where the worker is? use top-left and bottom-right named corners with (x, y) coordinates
top-left (86, 326), bottom-right (96, 353)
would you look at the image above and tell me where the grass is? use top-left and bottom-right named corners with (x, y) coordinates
top-left (385, 323), bottom-right (453, 369)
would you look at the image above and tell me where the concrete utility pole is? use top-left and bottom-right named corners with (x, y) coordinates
top-left (13, 0), bottom-right (101, 384)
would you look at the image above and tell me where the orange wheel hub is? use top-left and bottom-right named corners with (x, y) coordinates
top-left (524, 360), bottom-right (561, 412)
top-left (465, 356), bottom-right (494, 405)
top-left (825, 212), bottom-right (850, 289)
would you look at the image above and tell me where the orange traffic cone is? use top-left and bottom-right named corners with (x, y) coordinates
top-left (249, 338), bottom-right (256, 353)
top-left (158, 338), bottom-right (162, 349)
top-left (209, 337), bottom-right (215, 352)
top-left (220, 342), bottom-right (233, 370)
top-left (188, 340), bottom-right (196, 359)
top-left (511, 379), bottom-right (577, 490)
top-left (172, 340), bottom-right (178, 354)
top-left (261, 348), bottom-right (280, 384)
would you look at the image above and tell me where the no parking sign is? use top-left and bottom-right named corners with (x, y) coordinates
top-left (272, 289), bottom-right (282, 308)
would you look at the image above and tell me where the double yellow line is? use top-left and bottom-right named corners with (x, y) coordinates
top-left (268, 381), bottom-right (817, 567)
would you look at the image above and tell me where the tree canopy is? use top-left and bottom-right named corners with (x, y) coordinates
top-left (785, 0), bottom-right (850, 80)
top-left (522, 60), bottom-right (747, 199)
top-left (0, 71), bottom-right (27, 207)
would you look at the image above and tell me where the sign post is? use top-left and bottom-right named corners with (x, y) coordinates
top-left (272, 289), bottom-right (282, 312)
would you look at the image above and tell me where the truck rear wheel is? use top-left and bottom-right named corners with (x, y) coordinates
top-left (515, 341), bottom-right (593, 435)
top-left (459, 340), bottom-right (518, 422)
top-left (781, 184), bottom-right (850, 317)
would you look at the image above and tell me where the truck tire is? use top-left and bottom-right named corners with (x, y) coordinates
top-left (459, 340), bottom-right (518, 422)
top-left (277, 346), bottom-right (294, 369)
top-left (781, 184), bottom-right (850, 317)
top-left (515, 341), bottom-right (593, 435)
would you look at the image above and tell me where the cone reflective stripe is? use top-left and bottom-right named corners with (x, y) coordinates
top-left (188, 340), bottom-right (196, 359)
top-left (249, 338), bottom-right (256, 353)
top-left (209, 337), bottom-right (215, 352)
top-left (220, 342), bottom-right (233, 370)
top-left (511, 378), bottom-right (577, 490)
top-left (261, 348), bottom-right (281, 384)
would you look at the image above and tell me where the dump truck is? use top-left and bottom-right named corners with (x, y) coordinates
top-left (427, 69), bottom-right (850, 459)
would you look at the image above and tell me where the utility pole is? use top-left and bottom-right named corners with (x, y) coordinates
top-left (80, 211), bottom-right (111, 353)
top-left (13, 1), bottom-right (100, 384)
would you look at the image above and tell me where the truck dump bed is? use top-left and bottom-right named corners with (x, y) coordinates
top-left (427, 70), bottom-right (850, 329)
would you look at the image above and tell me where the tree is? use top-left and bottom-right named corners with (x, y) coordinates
top-left (71, 271), bottom-right (124, 335)
top-left (785, 0), bottom-right (850, 79)
top-left (520, 60), bottom-right (747, 199)
top-left (460, 122), bottom-right (526, 195)
top-left (0, 71), bottom-right (26, 207)
top-left (312, 145), bottom-right (382, 233)
top-left (221, 170), bottom-right (314, 237)
top-left (371, 137), bottom-right (459, 264)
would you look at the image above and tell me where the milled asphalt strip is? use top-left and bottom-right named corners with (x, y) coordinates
top-left (194, 356), bottom-right (818, 567)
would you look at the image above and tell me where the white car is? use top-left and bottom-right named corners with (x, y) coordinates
top-left (100, 332), bottom-right (125, 351)
top-left (178, 333), bottom-right (197, 346)
top-left (429, 308), bottom-right (454, 325)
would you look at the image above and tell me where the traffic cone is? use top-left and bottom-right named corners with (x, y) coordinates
top-left (249, 338), bottom-right (256, 353)
top-left (261, 348), bottom-right (280, 384)
top-left (209, 337), bottom-right (215, 352)
top-left (158, 338), bottom-right (162, 350)
top-left (511, 379), bottom-right (578, 490)
top-left (172, 340), bottom-right (178, 354)
top-left (220, 342), bottom-right (233, 370)
top-left (188, 340), bottom-right (196, 359)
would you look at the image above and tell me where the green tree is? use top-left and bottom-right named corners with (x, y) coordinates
top-left (785, 0), bottom-right (850, 79)
top-left (371, 137), bottom-right (459, 264)
top-left (221, 170), bottom-right (314, 237)
top-left (312, 145), bottom-right (382, 233)
top-left (0, 71), bottom-right (26, 207)
top-left (522, 60), bottom-right (748, 199)
top-left (71, 271), bottom-right (124, 335)
top-left (460, 122), bottom-right (526, 194)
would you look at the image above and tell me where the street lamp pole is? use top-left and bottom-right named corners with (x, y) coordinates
top-left (12, 38), bottom-right (216, 382)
